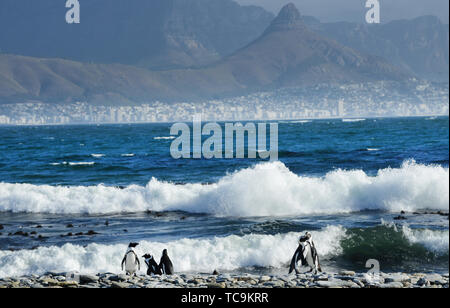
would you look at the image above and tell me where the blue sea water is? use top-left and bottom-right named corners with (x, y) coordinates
top-left (0, 117), bottom-right (448, 277)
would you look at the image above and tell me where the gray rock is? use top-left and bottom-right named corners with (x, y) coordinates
top-left (111, 281), bottom-right (131, 288)
top-left (207, 282), bottom-right (226, 289)
top-left (79, 274), bottom-right (99, 284)
top-left (384, 273), bottom-right (411, 283)
top-left (379, 282), bottom-right (404, 288)
top-left (417, 278), bottom-right (430, 287)
top-left (424, 274), bottom-right (446, 285)
top-left (109, 274), bottom-right (128, 282)
top-left (316, 279), bottom-right (357, 288)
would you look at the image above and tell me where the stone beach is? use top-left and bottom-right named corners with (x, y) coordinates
top-left (0, 271), bottom-right (448, 289)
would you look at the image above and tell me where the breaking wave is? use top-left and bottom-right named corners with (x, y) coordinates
top-left (0, 226), bottom-right (345, 278)
top-left (0, 160), bottom-right (448, 216)
top-left (0, 224), bottom-right (447, 278)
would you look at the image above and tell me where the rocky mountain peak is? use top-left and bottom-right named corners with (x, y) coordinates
top-left (268, 3), bottom-right (305, 31)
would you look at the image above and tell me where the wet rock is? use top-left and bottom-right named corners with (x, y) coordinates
top-left (13, 231), bottom-right (29, 237)
top-left (79, 274), bottom-right (100, 284)
top-left (87, 230), bottom-right (99, 236)
top-left (109, 274), bottom-right (128, 282)
top-left (380, 282), bottom-right (404, 288)
top-left (263, 281), bottom-right (284, 288)
top-left (111, 281), bottom-right (132, 288)
top-left (384, 274), bottom-right (411, 284)
top-left (394, 215), bottom-right (407, 220)
top-left (207, 282), bottom-right (226, 288)
top-left (339, 271), bottom-right (356, 277)
top-left (425, 274), bottom-right (447, 285)
top-left (316, 279), bottom-right (358, 288)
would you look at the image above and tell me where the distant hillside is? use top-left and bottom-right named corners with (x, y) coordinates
top-left (210, 3), bottom-right (409, 90)
top-left (0, 0), bottom-right (273, 70)
top-left (0, 4), bottom-right (411, 105)
top-left (304, 15), bottom-right (449, 82)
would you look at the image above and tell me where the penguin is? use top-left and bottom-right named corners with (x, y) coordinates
top-left (289, 232), bottom-right (322, 274)
top-left (159, 249), bottom-right (174, 275)
top-left (121, 242), bottom-right (141, 276)
top-left (142, 253), bottom-right (162, 275)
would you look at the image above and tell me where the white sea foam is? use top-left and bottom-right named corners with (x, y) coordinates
top-left (342, 119), bottom-right (366, 122)
top-left (367, 148), bottom-right (380, 151)
top-left (68, 162), bottom-right (95, 166)
top-left (121, 154), bottom-right (135, 157)
top-left (0, 226), bottom-right (345, 278)
top-left (0, 160), bottom-right (448, 215)
top-left (50, 162), bottom-right (68, 166)
top-left (154, 136), bottom-right (176, 140)
top-left (380, 220), bottom-right (449, 255)
top-left (402, 226), bottom-right (449, 255)
top-left (91, 154), bottom-right (105, 158)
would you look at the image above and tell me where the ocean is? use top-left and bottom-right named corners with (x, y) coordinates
top-left (0, 116), bottom-right (448, 278)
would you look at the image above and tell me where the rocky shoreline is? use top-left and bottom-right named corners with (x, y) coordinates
top-left (0, 271), bottom-right (448, 289)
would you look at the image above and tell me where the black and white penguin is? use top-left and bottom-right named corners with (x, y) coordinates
top-left (289, 232), bottom-right (322, 274)
top-left (142, 253), bottom-right (162, 275)
top-left (159, 249), bottom-right (174, 275)
top-left (121, 242), bottom-right (141, 276)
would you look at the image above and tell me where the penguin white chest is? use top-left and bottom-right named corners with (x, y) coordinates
top-left (125, 252), bottom-right (138, 272)
top-left (302, 244), bottom-right (314, 267)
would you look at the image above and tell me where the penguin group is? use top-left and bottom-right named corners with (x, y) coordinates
top-left (289, 232), bottom-right (322, 275)
top-left (121, 243), bottom-right (174, 276)
top-left (122, 232), bottom-right (322, 276)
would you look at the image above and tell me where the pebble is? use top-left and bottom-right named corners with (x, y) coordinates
top-left (0, 271), bottom-right (447, 288)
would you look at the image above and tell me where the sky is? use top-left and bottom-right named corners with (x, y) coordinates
top-left (235, 0), bottom-right (449, 24)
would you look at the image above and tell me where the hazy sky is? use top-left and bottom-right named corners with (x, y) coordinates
top-left (235, 0), bottom-right (449, 24)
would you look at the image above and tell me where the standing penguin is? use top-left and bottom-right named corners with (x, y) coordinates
top-left (142, 253), bottom-right (162, 275)
top-left (159, 249), bottom-right (174, 275)
top-left (289, 232), bottom-right (322, 274)
top-left (121, 242), bottom-right (140, 276)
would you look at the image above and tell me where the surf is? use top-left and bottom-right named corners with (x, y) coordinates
top-left (0, 160), bottom-right (448, 216)
top-left (0, 224), bottom-right (447, 278)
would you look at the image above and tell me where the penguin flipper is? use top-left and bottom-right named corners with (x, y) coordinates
top-left (310, 241), bottom-right (322, 272)
top-left (121, 256), bottom-right (126, 271)
top-left (289, 247), bottom-right (302, 274)
top-left (136, 255), bottom-right (141, 270)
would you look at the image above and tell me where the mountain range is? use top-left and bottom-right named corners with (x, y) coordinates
top-left (0, 0), bottom-right (273, 70)
top-left (0, 1), bottom-right (448, 105)
top-left (303, 15), bottom-right (449, 82)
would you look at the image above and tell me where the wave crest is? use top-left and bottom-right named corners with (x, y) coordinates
top-left (0, 224), bottom-right (447, 278)
top-left (0, 160), bottom-right (448, 216)
top-left (0, 226), bottom-right (345, 278)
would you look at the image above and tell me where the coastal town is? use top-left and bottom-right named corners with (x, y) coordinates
top-left (0, 80), bottom-right (448, 125)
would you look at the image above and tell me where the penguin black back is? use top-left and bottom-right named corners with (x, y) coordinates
top-left (159, 249), bottom-right (174, 275)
